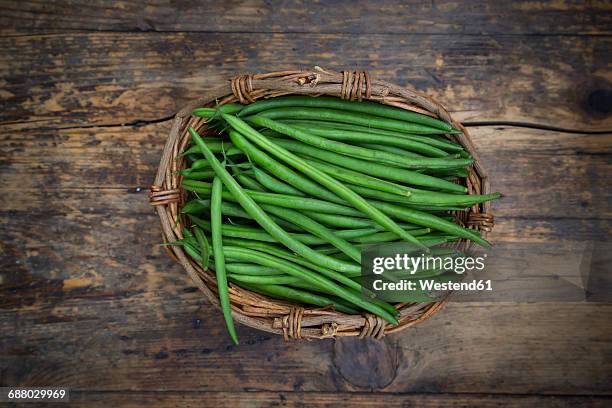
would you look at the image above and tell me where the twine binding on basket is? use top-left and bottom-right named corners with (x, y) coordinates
top-left (341, 70), bottom-right (371, 101)
top-left (230, 74), bottom-right (255, 104)
top-left (150, 67), bottom-right (494, 340)
top-left (359, 314), bottom-right (386, 339)
top-left (282, 307), bottom-right (305, 341)
top-left (149, 185), bottom-right (180, 206)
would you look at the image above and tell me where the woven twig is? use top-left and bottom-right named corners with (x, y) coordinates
top-left (150, 67), bottom-right (494, 340)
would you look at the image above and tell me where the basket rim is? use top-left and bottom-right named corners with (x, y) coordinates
top-left (150, 67), bottom-right (494, 340)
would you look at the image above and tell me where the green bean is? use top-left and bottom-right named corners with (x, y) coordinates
top-left (328, 235), bottom-right (454, 255)
top-left (355, 142), bottom-right (425, 158)
top-left (192, 214), bottom-right (376, 246)
top-left (237, 174), bottom-right (265, 191)
top-left (260, 204), bottom-right (362, 262)
top-left (182, 227), bottom-right (197, 242)
top-left (182, 180), bottom-right (364, 217)
top-left (189, 159), bottom-right (212, 171)
top-left (181, 140), bottom-right (237, 156)
top-left (223, 246), bottom-right (398, 324)
top-left (192, 215), bottom-right (373, 246)
top-left (349, 228), bottom-right (431, 244)
top-left (304, 212), bottom-right (422, 231)
top-left (236, 246), bottom-right (398, 316)
top-left (320, 234), bottom-right (456, 255)
top-left (248, 116), bottom-right (472, 170)
top-left (369, 200), bottom-right (491, 248)
top-left (238, 96), bottom-right (455, 132)
top-left (426, 168), bottom-right (469, 178)
top-left (229, 130), bottom-right (343, 204)
top-left (410, 190), bottom-right (501, 207)
top-left (200, 163), bottom-right (495, 211)
top-left (193, 103), bottom-right (244, 117)
top-left (168, 233), bottom-right (200, 259)
top-left (340, 183), bottom-right (485, 210)
top-left (326, 183), bottom-right (417, 206)
top-left (306, 159), bottom-right (412, 197)
top-left (194, 219), bottom-right (273, 243)
top-left (316, 294), bottom-right (361, 315)
top-left (221, 115), bottom-right (428, 251)
top-left (289, 124), bottom-right (449, 157)
top-left (459, 150), bottom-right (472, 159)
top-left (304, 212), bottom-right (378, 229)
top-left (401, 135), bottom-right (465, 153)
top-left (185, 137), bottom-right (223, 146)
top-left (233, 172), bottom-right (266, 192)
top-left (193, 227), bottom-right (211, 269)
top-left (229, 274), bottom-right (303, 285)
top-left (182, 199), bottom-right (210, 214)
top-left (189, 128), bottom-right (360, 273)
top-left (182, 158), bottom-right (249, 174)
top-left (268, 138), bottom-right (466, 193)
top-left (415, 236), bottom-right (454, 247)
top-left (313, 245), bottom-right (347, 256)
top-left (211, 176), bottom-right (238, 345)
top-left (280, 120), bottom-right (465, 153)
top-left (183, 240), bottom-right (203, 263)
top-left (222, 238), bottom-right (364, 284)
top-left (186, 200), bottom-right (300, 231)
top-left (238, 282), bottom-right (359, 314)
top-left (287, 280), bottom-right (399, 317)
top-left (180, 169), bottom-right (216, 180)
top-left (186, 153), bottom-right (200, 164)
top-left (260, 153), bottom-right (467, 208)
top-left (214, 201), bottom-right (252, 219)
top-left (252, 166), bottom-right (305, 196)
top-left (253, 107), bottom-right (453, 135)
top-left (246, 190), bottom-right (361, 216)
top-left (226, 263), bottom-right (286, 276)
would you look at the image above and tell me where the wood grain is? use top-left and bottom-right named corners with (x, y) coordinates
top-left (0, 33), bottom-right (610, 130)
top-left (68, 391), bottom-right (612, 407)
top-left (1, 1), bottom-right (610, 35)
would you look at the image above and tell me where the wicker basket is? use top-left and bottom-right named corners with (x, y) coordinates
top-left (150, 67), bottom-right (494, 340)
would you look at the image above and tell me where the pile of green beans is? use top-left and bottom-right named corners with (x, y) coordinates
top-left (171, 96), bottom-right (500, 343)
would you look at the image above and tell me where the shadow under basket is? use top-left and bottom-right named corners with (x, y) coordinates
top-left (149, 67), bottom-right (494, 340)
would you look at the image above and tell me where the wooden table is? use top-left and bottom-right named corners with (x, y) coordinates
top-left (1, 2), bottom-right (611, 407)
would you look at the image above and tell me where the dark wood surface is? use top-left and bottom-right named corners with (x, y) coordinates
top-left (1, 2), bottom-right (611, 407)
